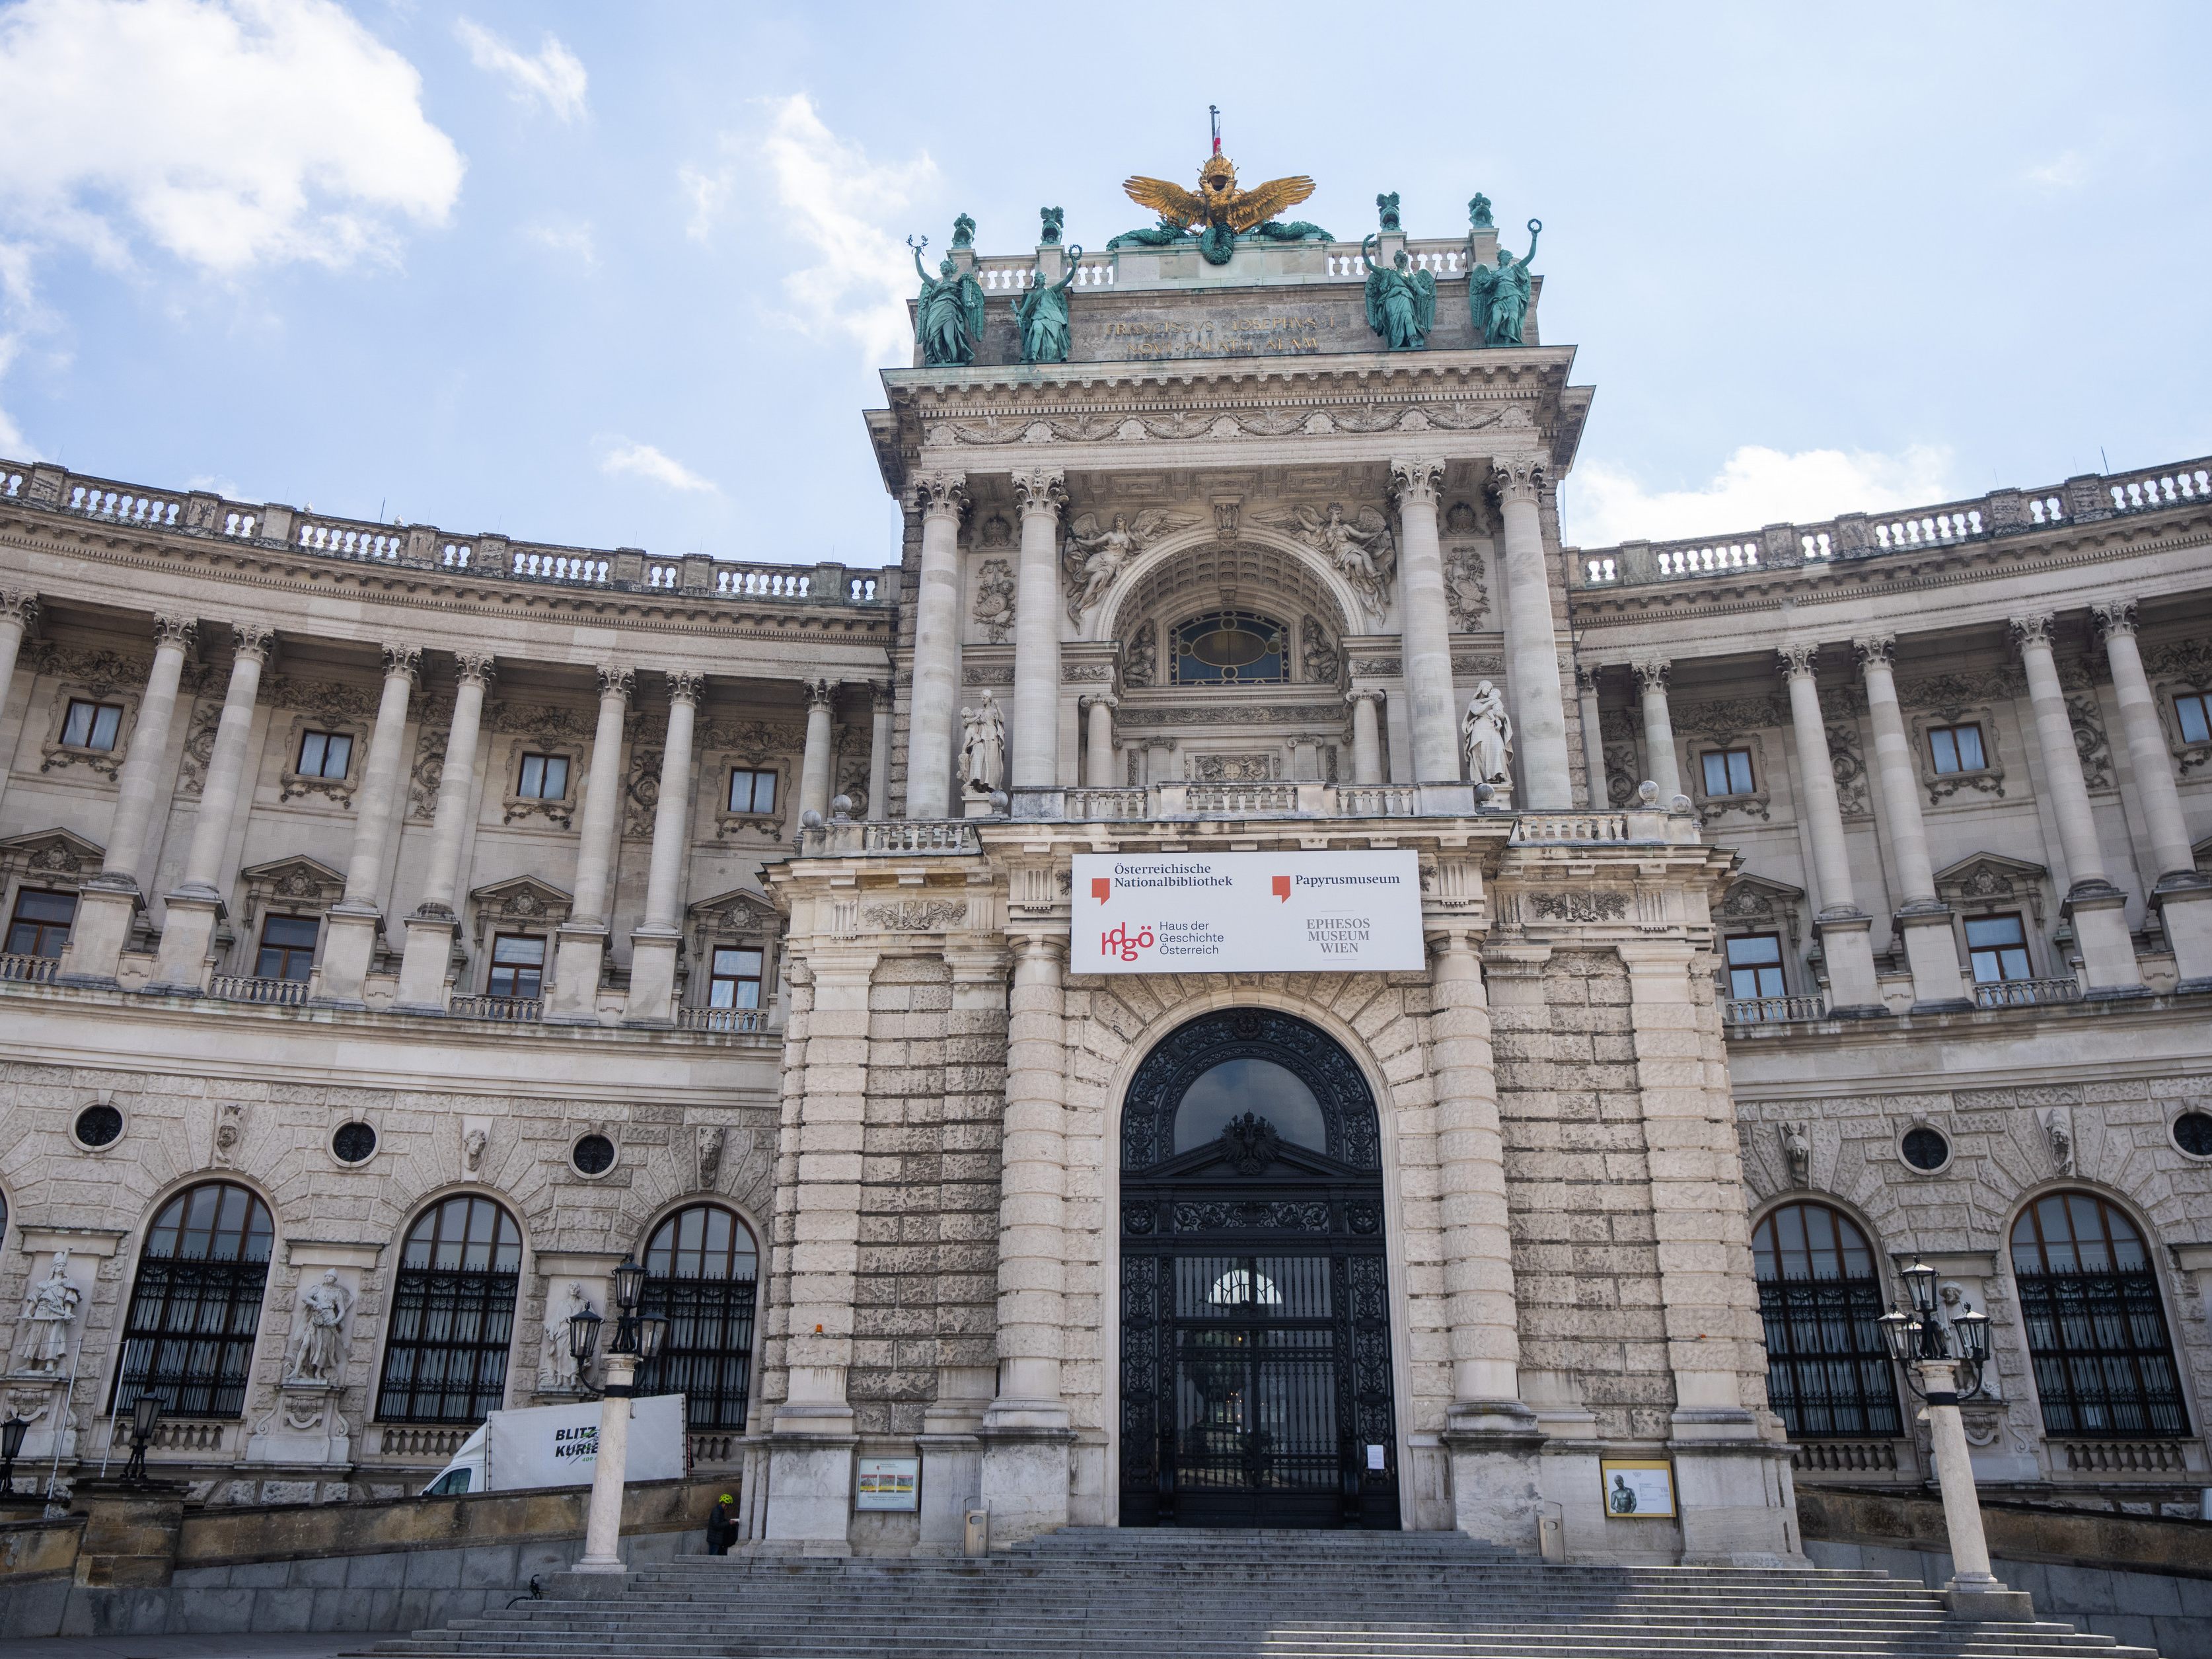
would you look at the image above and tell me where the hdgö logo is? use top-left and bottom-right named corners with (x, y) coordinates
top-left (1101, 924), bottom-right (1154, 963)
top-left (1091, 877), bottom-right (1112, 904)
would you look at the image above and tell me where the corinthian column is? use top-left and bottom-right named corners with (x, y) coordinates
top-left (1576, 665), bottom-right (1609, 810)
top-left (627, 671), bottom-right (703, 1026)
top-left (1390, 457), bottom-right (1459, 784)
top-left (318, 642), bottom-right (421, 1006)
top-left (906, 474), bottom-right (967, 818)
top-left (1491, 461), bottom-right (1572, 807)
top-left (0, 590), bottom-right (34, 736)
top-left (150, 624), bottom-right (274, 992)
top-left (1855, 636), bottom-right (1970, 1012)
top-left (2094, 600), bottom-right (2212, 988)
top-left (64, 614), bottom-right (195, 984)
top-left (2012, 614), bottom-right (2143, 995)
top-left (1011, 469), bottom-right (1066, 797)
top-left (1347, 689), bottom-right (1385, 786)
top-left (397, 652), bottom-right (495, 1011)
top-left (980, 932), bottom-right (1074, 1543)
top-left (1635, 659), bottom-right (1682, 803)
top-left (1779, 644), bottom-right (1885, 1017)
top-left (797, 677), bottom-right (834, 827)
top-left (548, 664), bottom-right (633, 1022)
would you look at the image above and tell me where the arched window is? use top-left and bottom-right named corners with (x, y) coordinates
top-left (375, 1195), bottom-right (523, 1424)
top-left (1751, 1201), bottom-right (1901, 1439)
top-left (636, 1203), bottom-right (758, 1432)
top-left (113, 1181), bottom-right (274, 1419)
top-left (1170, 611), bottom-right (1286, 685)
top-left (2010, 1192), bottom-right (2187, 1438)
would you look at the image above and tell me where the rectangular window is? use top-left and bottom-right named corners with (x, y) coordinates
top-left (1700, 748), bottom-right (1755, 797)
top-left (295, 729), bottom-right (353, 780)
top-left (727, 768), bottom-right (776, 815)
top-left (488, 934), bottom-right (546, 1000)
top-left (1965, 913), bottom-right (2032, 983)
top-left (61, 699), bottom-right (124, 751)
top-left (2177, 691), bottom-right (2212, 746)
top-left (1724, 933), bottom-right (1786, 1000)
top-left (1928, 722), bottom-right (1987, 774)
top-left (254, 914), bottom-right (319, 982)
top-left (709, 946), bottom-right (764, 1010)
top-left (517, 753), bottom-right (570, 801)
top-left (6, 889), bottom-right (77, 958)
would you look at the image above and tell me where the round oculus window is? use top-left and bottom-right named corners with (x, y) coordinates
top-left (1900, 1126), bottom-right (1950, 1172)
top-left (2173, 1111), bottom-right (2212, 1158)
top-left (571, 1133), bottom-right (616, 1176)
top-left (1187, 622), bottom-right (1274, 669)
top-left (331, 1121), bottom-right (377, 1165)
top-left (73, 1104), bottom-right (123, 1149)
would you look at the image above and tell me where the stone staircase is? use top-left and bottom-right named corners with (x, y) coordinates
top-left (364, 1527), bottom-right (2162, 1658)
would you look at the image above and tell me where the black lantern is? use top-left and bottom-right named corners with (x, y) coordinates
top-left (123, 1393), bottom-right (164, 1485)
top-left (0, 1417), bottom-right (26, 1496)
top-left (1876, 1304), bottom-right (1916, 1367)
top-left (1898, 1257), bottom-right (1940, 1318)
top-left (1952, 1302), bottom-right (1991, 1367)
top-left (610, 1257), bottom-right (647, 1356)
top-left (636, 1315), bottom-right (669, 1364)
top-left (568, 1305), bottom-right (603, 1372)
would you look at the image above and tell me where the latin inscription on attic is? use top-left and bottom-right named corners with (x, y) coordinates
top-left (1099, 313), bottom-right (1328, 359)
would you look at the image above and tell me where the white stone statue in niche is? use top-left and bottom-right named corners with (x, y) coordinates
top-left (542, 1281), bottom-right (594, 1392)
top-left (1461, 681), bottom-right (1514, 786)
top-left (284, 1269), bottom-right (353, 1384)
top-left (16, 1251), bottom-right (79, 1376)
top-left (960, 692), bottom-right (1006, 795)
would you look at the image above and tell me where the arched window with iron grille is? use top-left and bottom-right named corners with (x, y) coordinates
top-left (2010, 1192), bottom-right (2187, 1438)
top-left (112, 1181), bottom-right (274, 1419)
top-left (1751, 1200), bottom-right (1901, 1438)
top-left (636, 1203), bottom-right (758, 1431)
top-left (375, 1195), bottom-right (523, 1424)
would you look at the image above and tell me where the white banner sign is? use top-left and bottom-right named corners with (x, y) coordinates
top-left (1070, 851), bottom-right (1424, 975)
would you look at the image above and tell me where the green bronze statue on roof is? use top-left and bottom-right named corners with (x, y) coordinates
top-left (908, 233), bottom-right (985, 367)
top-left (1362, 235), bottom-right (1435, 351)
top-left (1469, 217), bottom-right (1541, 347)
top-left (1015, 243), bottom-right (1084, 365)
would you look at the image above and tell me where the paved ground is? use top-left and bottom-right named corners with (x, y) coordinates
top-left (0, 1638), bottom-right (371, 1658)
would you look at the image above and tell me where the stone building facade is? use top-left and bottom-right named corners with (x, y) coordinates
top-left (0, 179), bottom-right (2205, 1563)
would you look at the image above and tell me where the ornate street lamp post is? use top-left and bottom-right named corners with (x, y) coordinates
top-left (571, 1261), bottom-right (669, 1575)
top-left (122, 1393), bottom-right (165, 1485)
top-left (1876, 1259), bottom-right (2024, 1619)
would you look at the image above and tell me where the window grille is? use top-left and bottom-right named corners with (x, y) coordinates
top-left (636, 1203), bottom-right (758, 1432)
top-left (375, 1195), bottom-right (523, 1424)
top-left (1753, 1201), bottom-right (1901, 1438)
top-left (2010, 1193), bottom-right (2186, 1438)
top-left (112, 1181), bottom-right (274, 1419)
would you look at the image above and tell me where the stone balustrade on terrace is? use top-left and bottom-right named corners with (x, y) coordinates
top-left (965, 237), bottom-right (1481, 297)
top-left (0, 457), bottom-right (895, 608)
top-left (1567, 455), bottom-right (2212, 593)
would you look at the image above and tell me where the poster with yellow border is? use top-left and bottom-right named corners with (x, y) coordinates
top-left (1599, 1458), bottom-right (1675, 1518)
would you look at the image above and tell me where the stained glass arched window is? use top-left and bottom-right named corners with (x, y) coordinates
top-left (636, 1204), bottom-right (759, 1432)
top-left (375, 1195), bottom-right (523, 1424)
top-left (112, 1181), bottom-right (274, 1419)
top-left (1751, 1201), bottom-right (1901, 1439)
top-left (2010, 1193), bottom-right (2186, 1438)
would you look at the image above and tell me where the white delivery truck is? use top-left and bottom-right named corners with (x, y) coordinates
top-left (419, 1395), bottom-right (688, 1496)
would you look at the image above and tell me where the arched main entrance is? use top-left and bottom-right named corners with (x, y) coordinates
top-left (1119, 1009), bottom-right (1398, 1529)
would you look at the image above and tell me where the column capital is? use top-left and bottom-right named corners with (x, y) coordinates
top-left (454, 650), bottom-right (498, 687)
top-left (667, 669), bottom-right (705, 704)
top-left (0, 589), bottom-right (36, 628)
top-left (1574, 663), bottom-right (1602, 694)
top-left (804, 677), bottom-right (836, 709)
top-left (152, 613), bottom-right (198, 652)
top-left (230, 623), bottom-right (276, 665)
top-left (595, 663), bottom-right (635, 702)
top-left (1777, 642), bottom-right (1820, 681)
top-left (1853, 634), bottom-right (1898, 671)
top-left (381, 642), bottom-right (423, 683)
top-left (1010, 469), bottom-right (1066, 517)
top-left (912, 472), bottom-right (969, 521)
top-left (1388, 456), bottom-right (1446, 505)
top-left (1633, 657), bottom-right (1670, 692)
top-left (2009, 612), bottom-right (2057, 651)
top-left (1488, 459), bottom-right (1545, 505)
top-left (866, 679), bottom-right (893, 710)
top-left (1078, 691), bottom-right (1117, 713)
top-left (2090, 599), bottom-right (2138, 641)
top-left (1345, 686), bottom-right (1387, 708)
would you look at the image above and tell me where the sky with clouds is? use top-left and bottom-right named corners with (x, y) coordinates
top-left (0, 0), bottom-right (2205, 567)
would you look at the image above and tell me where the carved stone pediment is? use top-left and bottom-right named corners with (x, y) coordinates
top-left (684, 887), bottom-right (784, 998)
top-left (1933, 852), bottom-right (2049, 927)
top-left (1716, 873), bottom-right (1806, 949)
top-left (468, 875), bottom-right (575, 945)
top-left (234, 855), bottom-right (348, 966)
top-left (0, 828), bottom-right (106, 889)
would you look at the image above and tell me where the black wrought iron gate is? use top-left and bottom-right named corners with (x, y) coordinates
top-left (1119, 1010), bottom-right (1399, 1529)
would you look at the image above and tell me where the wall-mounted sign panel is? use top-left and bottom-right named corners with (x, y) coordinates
top-left (855, 1457), bottom-right (920, 1512)
top-left (1070, 851), bottom-right (1424, 975)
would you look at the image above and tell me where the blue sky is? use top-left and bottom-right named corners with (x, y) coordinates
top-left (0, 0), bottom-right (2205, 565)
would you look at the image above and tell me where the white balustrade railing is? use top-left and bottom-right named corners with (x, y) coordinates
top-left (297, 519), bottom-right (402, 560)
top-left (1654, 540), bottom-right (1760, 577)
top-left (1334, 786), bottom-right (1419, 817)
top-left (676, 1006), bottom-right (764, 1033)
top-left (1800, 531), bottom-right (1833, 560)
top-left (222, 510), bottom-right (259, 538)
top-left (717, 566), bottom-right (811, 598)
top-left (1184, 782), bottom-right (1299, 814)
top-left (1, 466), bottom-right (22, 498)
top-left (854, 821), bottom-right (979, 855)
top-left (1583, 556), bottom-right (1617, 585)
top-left (1064, 788), bottom-right (1150, 821)
top-left (645, 562), bottom-right (682, 589)
top-left (1872, 509), bottom-right (1981, 550)
top-left (67, 482), bottom-right (182, 527)
top-left (449, 994), bottom-right (543, 1021)
top-left (1721, 994), bottom-right (1827, 1025)
top-left (0, 953), bottom-right (59, 984)
top-left (440, 541), bottom-right (472, 568)
top-left (511, 550), bottom-right (608, 584)
top-left (1510, 812), bottom-right (1631, 844)
top-left (2028, 495), bottom-right (2065, 524)
top-left (2111, 468), bottom-right (2211, 512)
top-left (848, 575), bottom-right (879, 601)
top-left (1972, 976), bottom-right (2083, 1009)
top-left (209, 975), bottom-right (309, 1006)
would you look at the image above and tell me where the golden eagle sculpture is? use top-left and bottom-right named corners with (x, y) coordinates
top-left (1110, 118), bottom-right (1331, 265)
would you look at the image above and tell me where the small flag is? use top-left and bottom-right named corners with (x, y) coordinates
top-left (1091, 877), bottom-right (1112, 904)
top-left (1271, 876), bottom-right (1291, 903)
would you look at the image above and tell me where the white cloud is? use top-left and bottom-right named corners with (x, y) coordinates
top-left (0, 335), bottom-right (29, 457)
top-left (1562, 445), bottom-right (1956, 547)
top-left (0, 0), bottom-right (463, 276)
top-left (600, 439), bottom-right (716, 494)
top-left (453, 18), bottom-right (585, 124)
top-left (523, 219), bottom-right (597, 268)
top-left (2022, 151), bottom-right (2089, 193)
top-left (683, 94), bottom-right (938, 363)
